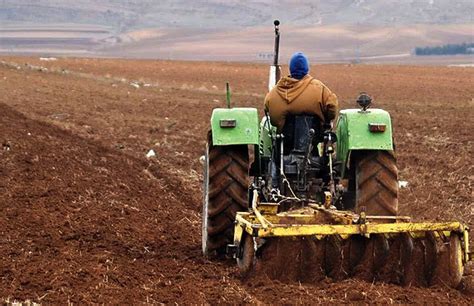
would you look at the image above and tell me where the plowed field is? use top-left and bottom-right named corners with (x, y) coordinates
top-left (0, 57), bottom-right (472, 304)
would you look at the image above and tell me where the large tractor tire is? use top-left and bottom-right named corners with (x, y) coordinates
top-left (202, 136), bottom-right (249, 257)
top-left (354, 150), bottom-right (398, 216)
top-left (345, 150), bottom-right (399, 281)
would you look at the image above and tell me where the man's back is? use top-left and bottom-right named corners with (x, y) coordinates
top-left (264, 74), bottom-right (338, 131)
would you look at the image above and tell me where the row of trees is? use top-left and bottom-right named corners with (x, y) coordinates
top-left (415, 43), bottom-right (474, 56)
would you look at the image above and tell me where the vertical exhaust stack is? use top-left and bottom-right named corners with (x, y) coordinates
top-left (268, 20), bottom-right (281, 92)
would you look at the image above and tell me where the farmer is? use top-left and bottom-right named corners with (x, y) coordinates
top-left (264, 52), bottom-right (338, 132)
top-left (264, 52), bottom-right (339, 191)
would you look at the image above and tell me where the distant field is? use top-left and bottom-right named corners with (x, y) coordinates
top-left (0, 23), bottom-right (473, 64)
top-left (0, 24), bottom-right (113, 55)
top-left (105, 24), bottom-right (474, 62)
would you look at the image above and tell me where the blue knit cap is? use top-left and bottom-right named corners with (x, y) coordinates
top-left (289, 52), bottom-right (309, 80)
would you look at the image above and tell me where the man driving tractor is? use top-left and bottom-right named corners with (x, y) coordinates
top-left (264, 52), bottom-right (339, 190)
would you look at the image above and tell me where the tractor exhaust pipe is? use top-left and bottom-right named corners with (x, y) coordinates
top-left (273, 19), bottom-right (280, 66)
top-left (268, 20), bottom-right (281, 91)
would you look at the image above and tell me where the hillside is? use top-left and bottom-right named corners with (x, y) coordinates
top-left (2, 0), bottom-right (473, 30)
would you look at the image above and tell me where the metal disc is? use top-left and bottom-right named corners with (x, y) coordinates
top-left (237, 234), bottom-right (256, 277)
top-left (433, 233), bottom-right (464, 288)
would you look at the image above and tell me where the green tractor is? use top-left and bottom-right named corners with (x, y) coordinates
top-left (202, 21), bottom-right (470, 286)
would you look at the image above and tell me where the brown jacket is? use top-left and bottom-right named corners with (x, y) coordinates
top-left (264, 74), bottom-right (338, 131)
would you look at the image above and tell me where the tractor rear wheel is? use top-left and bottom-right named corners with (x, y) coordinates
top-left (347, 151), bottom-right (399, 281)
top-left (202, 136), bottom-right (249, 257)
top-left (354, 150), bottom-right (398, 216)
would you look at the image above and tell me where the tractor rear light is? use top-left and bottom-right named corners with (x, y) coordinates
top-left (368, 123), bottom-right (386, 133)
top-left (220, 119), bottom-right (237, 128)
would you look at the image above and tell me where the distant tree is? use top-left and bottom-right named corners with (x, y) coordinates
top-left (415, 43), bottom-right (474, 56)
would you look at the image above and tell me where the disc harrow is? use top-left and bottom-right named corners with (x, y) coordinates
top-left (228, 192), bottom-right (471, 287)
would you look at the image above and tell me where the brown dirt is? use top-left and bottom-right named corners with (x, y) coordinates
top-left (0, 57), bottom-right (472, 304)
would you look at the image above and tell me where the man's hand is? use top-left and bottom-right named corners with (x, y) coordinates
top-left (270, 188), bottom-right (281, 202)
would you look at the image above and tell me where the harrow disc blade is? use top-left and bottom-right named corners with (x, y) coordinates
top-left (399, 233), bottom-right (415, 286)
top-left (424, 232), bottom-right (438, 284)
top-left (432, 233), bottom-right (464, 288)
top-left (376, 235), bottom-right (407, 284)
top-left (398, 235), bottom-right (437, 287)
top-left (237, 234), bottom-right (256, 277)
top-left (353, 235), bottom-right (390, 282)
top-left (255, 236), bottom-right (326, 282)
top-left (324, 236), bottom-right (346, 280)
top-left (346, 235), bottom-right (366, 275)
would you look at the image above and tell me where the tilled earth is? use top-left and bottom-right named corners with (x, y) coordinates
top-left (0, 57), bottom-right (472, 304)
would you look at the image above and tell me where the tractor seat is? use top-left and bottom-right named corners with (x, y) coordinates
top-left (281, 114), bottom-right (322, 156)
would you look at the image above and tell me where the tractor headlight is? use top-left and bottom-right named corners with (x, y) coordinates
top-left (368, 123), bottom-right (386, 133)
top-left (220, 119), bottom-right (237, 128)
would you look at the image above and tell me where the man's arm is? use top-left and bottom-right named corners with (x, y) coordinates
top-left (264, 92), bottom-right (271, 112)
top-left (321, 84), bottom-right (339, 122)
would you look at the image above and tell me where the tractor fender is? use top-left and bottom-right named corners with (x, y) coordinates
top-left (259, 116), bottom-right (277, 158)
top-left (336, 109), bottom-right (394, 175)
top-left (210, 107), bottom-right (260, 146)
